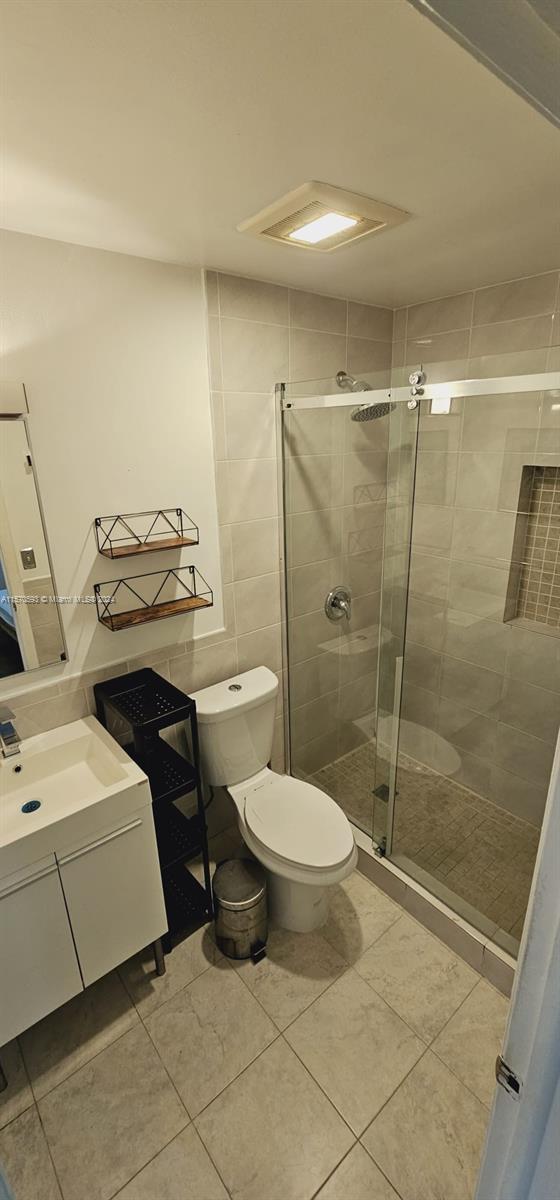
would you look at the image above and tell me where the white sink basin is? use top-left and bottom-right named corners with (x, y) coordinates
top-left (0, 717), bottom-right (147, 863)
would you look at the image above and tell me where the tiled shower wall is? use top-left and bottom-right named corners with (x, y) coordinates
top-left (206, 271), bottom-right (394, 776)
top-left (393, 270), bottom-right (560, 826)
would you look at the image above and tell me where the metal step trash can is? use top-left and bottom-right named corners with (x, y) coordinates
top-left (212, 859), bottom-right (267, 962)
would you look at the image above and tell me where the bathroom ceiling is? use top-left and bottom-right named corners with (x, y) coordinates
top-left (1, 0), bottom-right (559, 306)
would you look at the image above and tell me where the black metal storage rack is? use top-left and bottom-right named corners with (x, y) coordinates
top-left (94, 668), bottom-right (213, 955)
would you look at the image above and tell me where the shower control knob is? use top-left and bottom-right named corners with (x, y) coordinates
top-left (409, 371), bottom-right (425, 386)
top-left (410, 385), bottom-right (424, 397)
top-left (325, 585), bottom-right (352, 622)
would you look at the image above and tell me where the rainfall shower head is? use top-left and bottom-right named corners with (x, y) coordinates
top-left (336, 370), bottom-right (370, 393)
top-left (351, 400), bottom-right (396, 422)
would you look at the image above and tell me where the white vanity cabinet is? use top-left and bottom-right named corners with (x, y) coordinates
top-left (0, 718), bottom-right (168, 1046)
top-left (0, 855), bottom-right (83, 1044)
top-left (57, 806), bottom-right (166, 987)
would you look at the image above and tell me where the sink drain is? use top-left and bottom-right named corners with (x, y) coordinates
top-left (21, 800), bottom-right (41, 814)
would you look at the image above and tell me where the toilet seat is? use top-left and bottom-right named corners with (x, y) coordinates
top-left (230, 768), bottom-right (355, 871)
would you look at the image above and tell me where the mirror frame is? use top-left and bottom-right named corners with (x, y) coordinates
top-left (0, 413), bottom-right (68, 680)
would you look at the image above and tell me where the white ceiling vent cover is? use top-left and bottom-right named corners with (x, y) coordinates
top-left (238, 182), bottom-right (410, 252)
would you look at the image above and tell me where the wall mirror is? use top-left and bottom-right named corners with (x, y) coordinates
top-left (0, 418), bottom-right (66, 678)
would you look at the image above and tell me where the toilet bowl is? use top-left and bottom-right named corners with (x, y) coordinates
top-left (190, 666), bottom-right (357, 932)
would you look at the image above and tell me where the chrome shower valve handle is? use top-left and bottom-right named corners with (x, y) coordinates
top-left (325, 586), bottom-right (352, 622)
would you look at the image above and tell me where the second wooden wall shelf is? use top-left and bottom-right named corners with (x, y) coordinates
top-left (94, 565), bottom-right (213, 630)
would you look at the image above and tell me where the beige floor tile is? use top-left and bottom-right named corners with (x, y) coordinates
top-left (234, 926), bottom-right (346, 1030)
top-left (316, 1143), bottom-right (399, 1200)
top-left (119, 926), bottom-right (220, 1018)
top-left (145, 960), bottom-right (276, 1116)
top-left (20, 971), bottom-right (138, 1101)
top-left (285, 969), bottom-right (424, 1135)
top-left (114, 1125), bottom-right (228, 1199)
top-left (432, 979), bottom-right (509, 1106)
top-left (0, 1040), bottom-right (33, 1129)
top-left (195, 1038), bottom-right (354, 1200)
top-left (0, 1105), bottom-right (62, 1200)
top-left (355, 915), bottom-right (478, 1041)
top-left (362, 1051), bottom-right (489, 1200)
top-left (38, 1024), bottom-right (187, 1200)
top-left (320, 872), bottom-right (401, 963)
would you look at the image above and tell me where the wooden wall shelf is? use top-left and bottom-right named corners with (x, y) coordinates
top-left (94, 565), bottom-right (213, 631)
top-left (95, 509), bottom-right (199, 559)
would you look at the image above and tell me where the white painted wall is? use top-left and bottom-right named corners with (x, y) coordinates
top-left (0, 420), bottom-right (50, 580)
top-left (0, 230), bottom-right (222, 692)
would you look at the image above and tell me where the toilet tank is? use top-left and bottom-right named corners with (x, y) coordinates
top-left (190, 666), bottom-right (279, 787)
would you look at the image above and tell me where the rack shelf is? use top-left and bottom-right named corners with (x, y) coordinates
top-left (162, 861), bottom-right (213, 938)
top-left (94, 565), bottom-right (213, 631)
top-left (96, 668), bottom-right (194, 730)
top-left (95, 509), bottom-right (199, 559)
top-left (125, 738), bottom-right (197, 804)
top-left (154, 803), bottom-right (202, 870)
top-left (94, 667), bottom-right (213, 954)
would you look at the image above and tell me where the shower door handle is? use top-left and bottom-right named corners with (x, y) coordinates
top-left (325, 586), bottom-right (352, 622)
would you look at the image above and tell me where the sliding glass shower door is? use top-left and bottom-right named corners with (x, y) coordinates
top-left (377, 373), bottom-right (560, 956)
top-left (281, 367), bottom-right (560, 957)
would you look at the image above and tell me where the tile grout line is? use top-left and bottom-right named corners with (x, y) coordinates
top-left (342, 931), bottom-right (476, 1051)
top-left (308, 1141), bottom-right (359, 1200)
top-left (218, 307), bottom-right (395, 346)
top-left (35, 1099), bottom-right (67, 1200)
top-left (108, 1122), bottom-right (232, 1200)
top-left (104, 1123), bottom-right (194, 1200)
top-left (195, 1028), bottom-right (285, 1123)
top-left (311, 1136), bottom-right (407, 1200)
top-left (278, 1029), bottom-right (361, 1144)
top-left (137, 953), bottom-right (285, 1123)
top-left (19, 1002), bottom-right (143, 1109)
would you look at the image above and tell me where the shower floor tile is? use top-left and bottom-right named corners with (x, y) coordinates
top-left (0, 867), bottom-right (500, 1200)
top-left (312, 742), bottom-right (539, 946)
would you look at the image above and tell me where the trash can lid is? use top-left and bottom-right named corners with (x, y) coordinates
top-left (212, 859), bottom-right (266, 911)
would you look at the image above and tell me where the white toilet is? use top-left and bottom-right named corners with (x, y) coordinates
top-left (190, 666), bottom-right (357, 933)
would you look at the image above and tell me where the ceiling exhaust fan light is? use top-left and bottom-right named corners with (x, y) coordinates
top-left (288, 212), bottom-right (358, 244)
top-left (237, 182), bottom-right (410, 252)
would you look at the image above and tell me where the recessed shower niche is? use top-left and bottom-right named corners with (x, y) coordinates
top-left (506, 465), bottom-right (560, 629)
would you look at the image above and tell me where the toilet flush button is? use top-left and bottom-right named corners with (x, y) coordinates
top-left (228, 684), bottom-right (242, 692)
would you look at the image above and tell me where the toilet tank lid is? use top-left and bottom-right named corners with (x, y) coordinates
top-left (190, 666), bottom-right (279, 724)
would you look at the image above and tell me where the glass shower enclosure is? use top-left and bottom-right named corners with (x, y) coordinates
top-left (280, 366), bottom-right (560, 957)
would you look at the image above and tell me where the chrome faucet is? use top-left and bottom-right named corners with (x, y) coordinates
top-left (0, 706), bottom-right (21, 757)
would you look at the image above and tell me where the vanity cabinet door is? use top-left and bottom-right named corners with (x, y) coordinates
top-left (57, 808), bottom-right (166, 987)
top-left (0, 856), bottom-right (83, 1045)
